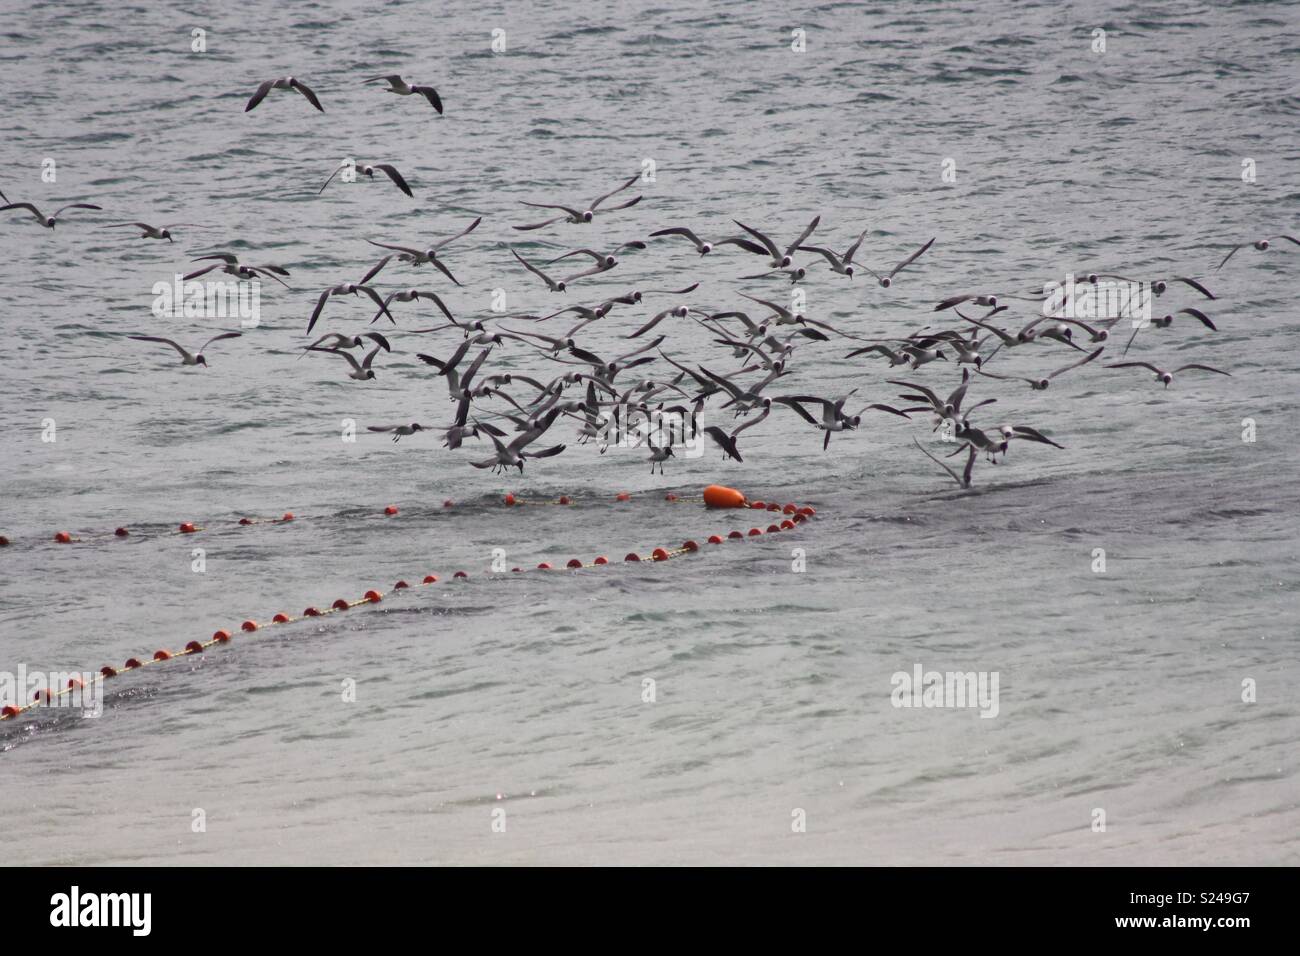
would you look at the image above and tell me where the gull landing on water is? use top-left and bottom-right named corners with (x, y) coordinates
top-left (127, 332), bottom-right (241, 366)
top-left (244, 76), bottom-right (324, 112)
top-left (364, 75), bottom-right (443, 114)
top-left (1, 202), bottom-right (101, 229)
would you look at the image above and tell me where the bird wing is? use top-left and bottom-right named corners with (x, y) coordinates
top-left (589, 173), bottom-right (640, 210)
top-left (244, 79), bottom-right (274, 112)
top-left (289, 78), bottom-right (325, 111)
top-left (128, 334), bottom-right (187, 357)
top-left (1048, 346), bottom-right (1105, 379)
top-left (731, 220), bottom-right (781, 259)
top-left (199, 331), bottom-right (243, 353)
top-left (373, 164), bottom-right (413, 197)
top-left (890, 237), bottom-right (935, 277)
top-left (785, 216), bottom-right (821, 257)
top-left (435, 216), bottom-right (481, 250)
top-left (413, 85), bottom-right (443, 113)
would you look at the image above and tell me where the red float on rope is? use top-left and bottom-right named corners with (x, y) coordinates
top-left (766, 524), bottom-right (781, 533)
top-left (616, 492), bottom-right (631, 502)
top-left (239, 517), bottom-right (252, 525)
top-left (213, 630), bottom-right (232, 642)
top-left (593, 556), bottom-right (608, 565)
top-left (273, 613), bottom-right (291, 623)
top-left (624, 552), bottom-right (641, 562)
top-left (185, 641), bottom-right (203, 654)
top-left (422, 574), bottom-right (438, 584)
top-left (303, 607), bottom-right (321, 617)
top-left (281, 512), bottom-right (295, 522)
top-left (728, 530), bottom-right (743, 540)
top-left (54, 531), bottom-right (72, 543)
top-left (652, 548), bottom-right (669, 562)
top-left (153, 650), bottom-right (172, 661)
top-left (124, 658), bottom-right (143, 670)
top-left (331, 599), bottom-right (349, 610)
top-left (453, 571), bottom-right (468, 579)
top-left (394, 580), bottom-right (410, 590)
top-left (114, 527), bottom-right (129, 537)
top-left (179, 522), bottom-right (197, 534)
top-left (682, 540), bottom-right (700, 552)
top-left (536, 562), bottom-right (552, 570)
top-left (566, 559), bottom-right (583, 568)
top-left (383, 505), bottom-right (399, 516)
top-left (365, 590), bottom-right (383, 603)
top-left (748, 528), bottom-right (763, 536)
top-left (503, 494), bottom-right (516, 506)
top-left (708, 535), bottom-right (723, 545)
top-left (100, 666), bottom-right (117, 677)
top-left (241, 620), bottom-right (259, 632)
top-left (559, 495), bottom-right (571, 505)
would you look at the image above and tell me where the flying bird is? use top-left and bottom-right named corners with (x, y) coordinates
top-left (1, 202), bottom-right (101, 228)
top-left (319, 161), bottom-right (413, 198)
top-left (512, 174), bottom-right (642, 231)
top-left (363, 75), bottom-right (443, 113)
top-left (127, 332), bottom-right (242, 366)
top-left (245, 76), bottom-right (324, 112)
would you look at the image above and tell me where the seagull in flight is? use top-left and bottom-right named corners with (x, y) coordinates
top-left (1, 202), bottom-right (101, 229)
top-left (649, 226), bottom-right (717, 255)
top-left (977, 346), bottom-right (1104, 390)
top-left (308, 344), bottom-right (384, 381)
top-left (1216, 235), bottom-right (1300, 270)
top-left (107, 221), bottom-right (201, 241)
top-left (1105, 361), bottom-right (1231, 388)
top-left (512, 174), bottom-right (642, 231)
top-left (319, 161), bottom-right (413, 197)
top-left (362, 217), bottom-right (481, 285)
top-left (363, 75), bottom-right (443, 113)
top-left (307, 283), bottom-right (395, 335)
top-left (127, 332), bottom-right (242, 366)
top-left (367, 423), bottom-right (426, 442)
top-left (245, 76), bottom-right (324, 112)
top-left (727, 216), bottom-right (820, 269)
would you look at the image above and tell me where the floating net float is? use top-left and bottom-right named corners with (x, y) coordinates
top-left (0, 485), bottom-right (816, 722)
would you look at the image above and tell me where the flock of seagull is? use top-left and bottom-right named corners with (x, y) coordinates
top-left (4, 72), bottom-right (1295, 488)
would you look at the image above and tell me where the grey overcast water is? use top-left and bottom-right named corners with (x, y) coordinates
top-left (1, 0), bottom-right (1297, 865)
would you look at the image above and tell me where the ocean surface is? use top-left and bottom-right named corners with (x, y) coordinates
top-left (1, 0), bottom-right (1297, 865)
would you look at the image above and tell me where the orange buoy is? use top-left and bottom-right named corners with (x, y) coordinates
top-left (616, 492), bottom-right (631, 502)
top-left (566, 559), bottom-right (583, 568)
top-left (682, 540), bottom-right (700, 552)
top-left (394, 580), bottom-right (410, 590)
top-left (453, 571), bottom-right (468, 579)
top-left (332, 599), bottom-right (350, 610)
top-left (185, 641), bottom-right (204, 654)
top-left (423, 574), bottom-right (439, 584)
top-left (179, 522), bottom-right (197, 534)
top-left (213, 629), bottom-right (232, 641)
top-left (748, 527), bottom-right (763, 536)
top-left (384, 505), bottom-right (399, 516)
top-left (365, 590), bottom-right (383, 603)
top-left (273, 612), bottom-right (291, 623)
top-left (100, 666), bottom-right (117, 677)
top-left (281, 512), bottom-right (295, 522)
top-left (537, 562), bottom-right (552, 570)
top-left (114, 527), bottom-right (129, 537)
top-left (153, 650), bottom-right (172, 661)
top-left (241, 620), bottom-right (259, 631)
top-left (124, 658), bottom-right (143, 669)
top-left (54, 531), bottom-right (72, 543)
top-left (624, 552), bottom-right (641, 562)
top-left (593, 556), bottom-right (609, 565)
top-left (703, 485), bottom-right (747, 509)
top-left (707, 534), bottom-right (723, 544)
top-left (651, 548), bottom-right (669, 562)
